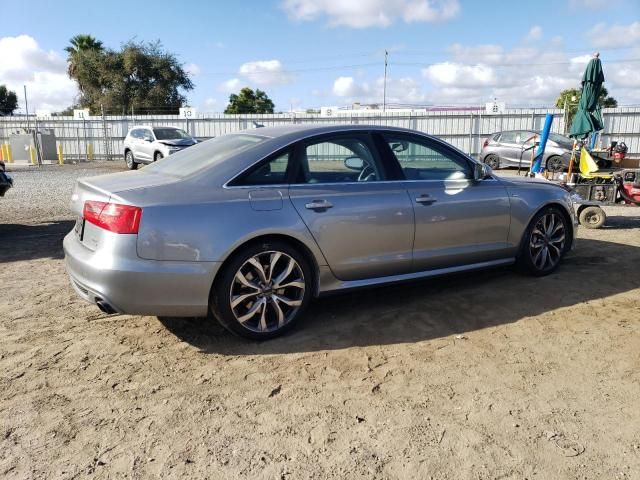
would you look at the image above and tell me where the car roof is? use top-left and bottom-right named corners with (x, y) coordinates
top-left (240, 123), bottom-right (433, 140)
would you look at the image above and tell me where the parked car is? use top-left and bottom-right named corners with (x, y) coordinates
top-left (65, 125), bottom-right (576, 340)
top-left (123, 126), bottom-right (198, 169)
top-left (0, 161), bottom-right (13, 197)
top-left (480, 130), bottom-right (576, 172)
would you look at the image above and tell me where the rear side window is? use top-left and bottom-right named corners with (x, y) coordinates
top-left (129, 129), bottom-right (141, 139)
top-left (499, 132), bottom-right (519, 144)
top-left (233, 151), bottom-right (291, 186)
top-left (383, 134), bottom-right (472, 181)
top-left (298, 135), bottom-right (385, 184)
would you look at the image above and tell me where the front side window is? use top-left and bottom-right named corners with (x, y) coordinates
top-left (299, 136), bottom-right (384, 184)
top-left (383, 135), bottom-right (472, 181)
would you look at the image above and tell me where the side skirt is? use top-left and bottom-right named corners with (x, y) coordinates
top-left (317, 258), bottom-right (515, 296)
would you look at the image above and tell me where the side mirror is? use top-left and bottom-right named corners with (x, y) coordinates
top-left (344, 156), bottom-right (364, 170)
top-left (474, 162), bottom-right (492, 181)
top-left (144, 137), bottom-right (153, 143)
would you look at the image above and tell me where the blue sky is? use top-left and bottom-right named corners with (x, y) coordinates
top-left (1, 0), bottom-right (639, 113)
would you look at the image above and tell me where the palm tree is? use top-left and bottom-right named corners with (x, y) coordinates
top-left (65, 34), bottom-right (104, 77)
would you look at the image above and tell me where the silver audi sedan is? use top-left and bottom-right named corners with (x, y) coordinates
top-left (64, 125), bottom-right (577, 339)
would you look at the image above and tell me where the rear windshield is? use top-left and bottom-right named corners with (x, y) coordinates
top-left (153, 128), bottom-right (191, 140)
top-left (143, 134), bottom-right (266, 177)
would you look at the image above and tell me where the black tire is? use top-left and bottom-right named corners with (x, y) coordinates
top-left (517, 206), bottom-right (570, 276)
top-left (578, 206), bottom-right (606, 229)
top-left (154, 152), bottom-right (163, 162)
top-left (210, 240), bottom-right (313, 340)
top-left (546, 156), bottom-right (564, 173)
top-left (125, 150), bottom-right (138, 170)
top-left (484, 154), bottom-right (500, 170)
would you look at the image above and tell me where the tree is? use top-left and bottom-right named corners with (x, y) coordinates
top-left (64, 34), bottom-right (104, 78)
top-left (0, 85), bottom-right (18, 115)
top-left (67, 37), bottom-right (194, 114)
top-left (224, 87), bottom-right (275, 114)
top-left (555, 86), bottom-right (618, 122)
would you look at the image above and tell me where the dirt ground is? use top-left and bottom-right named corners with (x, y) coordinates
top-left (1, 164), bottom-right (640, 479)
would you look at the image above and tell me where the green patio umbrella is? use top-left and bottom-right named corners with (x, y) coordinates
top-left (569, 54), bottom-right (605, 139)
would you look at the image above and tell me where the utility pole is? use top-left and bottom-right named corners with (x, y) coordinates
top-left (383, 50), bottom-right (388, 112)
top-left (24, 85), bottom-right (31, 133)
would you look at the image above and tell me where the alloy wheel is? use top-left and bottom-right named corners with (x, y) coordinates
top-left (528, 212), bottom-right (566, 271)
top-left (126, 151), bottom-right (133, 168)
top-left (229, 251), bottom-right (305, 333)
top-left (547, 157), bottom-right (564, 172)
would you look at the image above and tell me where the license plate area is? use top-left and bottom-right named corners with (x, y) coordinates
top-left (74, 217), bottom-right (85, 240)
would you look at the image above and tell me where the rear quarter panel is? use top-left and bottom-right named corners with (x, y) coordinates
top-left (134, 185), bottom-right (328, 266)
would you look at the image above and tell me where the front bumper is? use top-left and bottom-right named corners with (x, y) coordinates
top-left (63, 231), bottom-right (220, 317)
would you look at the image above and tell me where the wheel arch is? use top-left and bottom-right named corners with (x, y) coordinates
top-left (211, 233), bottom-right (322, 299)
top-left (518, 201), bottom-right (575, 254)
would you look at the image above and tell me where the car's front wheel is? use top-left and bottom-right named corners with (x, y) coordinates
top-left (518, 207), bottom-right (570, 276)
top-left (125, 150), bottom-right (138, 170)
top-left (154, 152), bottom-right (163, 162)
top-left (211, 241), bottom-right (313, 340)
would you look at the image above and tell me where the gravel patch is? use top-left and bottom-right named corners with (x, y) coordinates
top-left (0, 161), bottom-right (126, 225)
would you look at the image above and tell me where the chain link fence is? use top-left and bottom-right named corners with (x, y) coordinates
top-left (1, 107), bottom-right (638, 164)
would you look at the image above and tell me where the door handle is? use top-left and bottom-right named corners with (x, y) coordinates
top-left (305, 200), bottom-right (333, 211)
top-left (415, 195), bottom-right (437, 205)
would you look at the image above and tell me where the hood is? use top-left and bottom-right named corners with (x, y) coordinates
top-left (499, 175), bottom-right (568, 190)
top-left (158, 138), bottom-right (196, 147)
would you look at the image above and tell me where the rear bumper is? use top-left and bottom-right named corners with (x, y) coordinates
top-left (63, 231), bottom-right (220, 317)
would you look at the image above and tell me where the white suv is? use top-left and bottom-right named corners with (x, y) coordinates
top-left (123, 126), bottom-right (197, 170)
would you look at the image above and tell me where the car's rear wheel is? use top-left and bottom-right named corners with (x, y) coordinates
top-left (125, 150), bottom-right (138, 170)
top-left (211, 241), bottom-right (313, 340)
top-left (154, 152), bottom-right (163, 162)
top-left (546, 155), bottom-right (564, 173)
top-left (483, 154), bottom-right (500, 170)
top-left (517, 207), bottom-right (570, 276)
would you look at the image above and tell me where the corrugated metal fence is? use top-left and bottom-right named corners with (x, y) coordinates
top-left (1, 107), bottom-right (638, 163)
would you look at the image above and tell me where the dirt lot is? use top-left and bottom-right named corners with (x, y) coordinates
top-left (1, 163), bottom-right (639, 479)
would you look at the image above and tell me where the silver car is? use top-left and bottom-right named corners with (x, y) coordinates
top-left (65, 125), bottom-right (577, 339)
top-left (123, 126), bottom-right (197, 169)
top-left (480, 130), bottom-right (576, 172)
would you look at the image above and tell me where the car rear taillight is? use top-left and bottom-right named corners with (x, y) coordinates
top-left (83, 201), bottom-right (142, 234)
top-left (483, 139), bottom-right (489, 149)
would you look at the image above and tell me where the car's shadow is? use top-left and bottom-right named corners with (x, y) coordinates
top-left (158, 237), bottom-right (640, 354)
top-left (0, 221), bottom-right (74, 263)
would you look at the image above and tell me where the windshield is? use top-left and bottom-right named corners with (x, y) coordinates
top-left (153, 128), bottom-right (191, 140)
top-left (143, 134), bottom-right (267, 177)
top-left (548, 132), bottom-right (573, 145)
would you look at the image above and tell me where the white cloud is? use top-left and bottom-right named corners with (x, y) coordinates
top-left (282, 0), bottom-right (460, 28)
top-left (423, 62), bottom-right (499, 88)
top-left (332, 76), bottom-right (369, 96)
top-left (203, 97), bottom-right (218, 110)
top-left (184, 63), bottom-right (201, 76)
top-left (0, 35), bottom-right (77, 113)
top-left (588, 22), bottom-right (640, 49)
top-left (526, 25), bottom-right (543, 41)
top-left (238, 59), bottom-right (293, 86)
top-left (218, 78), bottom-right (243, 93)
